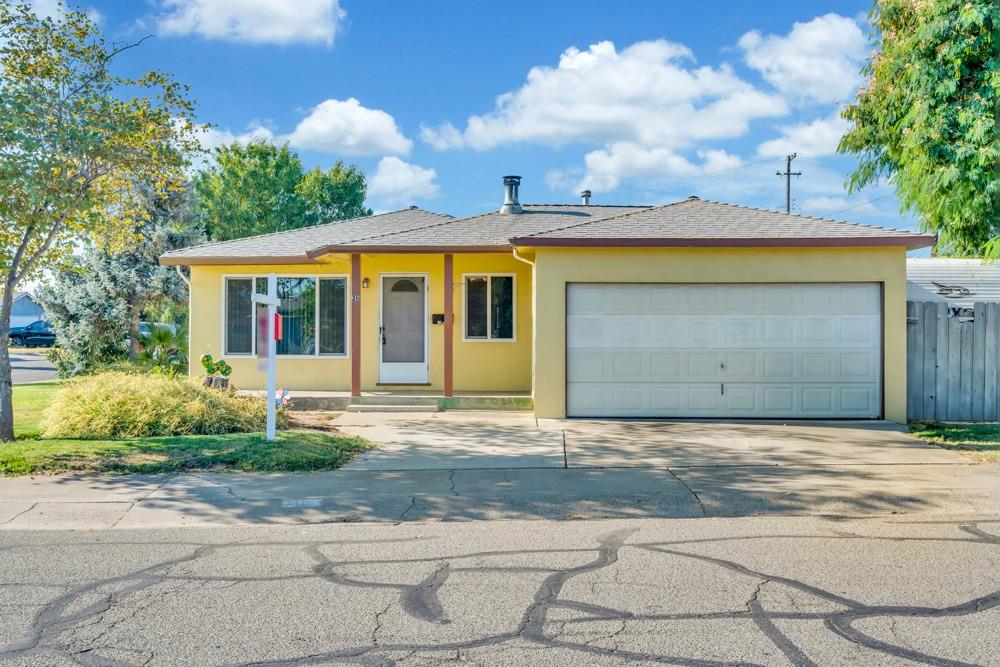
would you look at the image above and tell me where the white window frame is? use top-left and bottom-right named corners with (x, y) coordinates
top-left (461, 273), bottom-right (517, 343)
top-left (222, 274), bottom-right (350, 359)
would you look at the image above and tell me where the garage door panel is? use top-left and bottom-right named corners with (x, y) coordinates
top-left (649, 286), bottom-right (686, 313)
top-left (724, 352), bottom-right (757, 378)
top-left (650, 352), bottom-right (681, 379)
top-left (726, 319), bottom-right (761, 345)
top-left (725, 285), bottom-right (760, 310)
top-left (567, 283), bottom-right (881, 418)
top-left (611, 352), bottom-right (645, 379)
top-left (687, 286), bottom-right (723, 311)
top-left (651, 317), bottom-right (686, 345)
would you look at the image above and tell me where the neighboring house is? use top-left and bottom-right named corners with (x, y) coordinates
top-left (161, 177), bottom-right (934, 422)
top-left (907, 257), bottom-right (1000, 309)
top-left (8, 292), bottom-right (45, 329)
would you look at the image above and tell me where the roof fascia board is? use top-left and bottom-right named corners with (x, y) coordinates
top-left (510, 235), bottom-right (936, 250)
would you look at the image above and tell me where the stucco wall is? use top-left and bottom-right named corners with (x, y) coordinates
top-left (529, 246), bottom-right (909, 422)
top-left (187, 253), bottom-right (533, 392)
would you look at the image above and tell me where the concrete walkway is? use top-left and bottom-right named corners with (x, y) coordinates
top-left (2, 414), bottom-right (997, 529)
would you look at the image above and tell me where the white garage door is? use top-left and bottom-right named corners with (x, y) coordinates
top-left (566, 283), bottom-right (882, 418)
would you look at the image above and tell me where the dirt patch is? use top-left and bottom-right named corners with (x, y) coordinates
top-left (287, 411), bottom-right (344, 433)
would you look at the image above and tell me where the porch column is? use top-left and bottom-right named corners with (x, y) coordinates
top-left (351, 253), bottom-right (361, 397)
top-left (443, 253), bottom-right (454, 397)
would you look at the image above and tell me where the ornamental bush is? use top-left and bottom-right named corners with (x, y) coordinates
top-left (42, 372), bottom-right (286, 439)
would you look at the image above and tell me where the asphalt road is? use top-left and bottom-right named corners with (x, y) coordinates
top-left (2, 515), bottom-right (999, 666)
top-left (10, 351), bottom-right (57, 384)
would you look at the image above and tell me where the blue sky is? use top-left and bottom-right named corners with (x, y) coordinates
top-left (51, 0), bottom-right (916, 234)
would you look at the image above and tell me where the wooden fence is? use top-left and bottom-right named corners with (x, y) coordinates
top-left (906, 301), bottom-right (1000, 421)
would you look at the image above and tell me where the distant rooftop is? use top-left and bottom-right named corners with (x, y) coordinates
top-left (907, 257), bottom-right (1000, 307)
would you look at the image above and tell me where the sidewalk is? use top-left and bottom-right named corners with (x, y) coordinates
top-left (3, 461), bottom-right (1000, 529)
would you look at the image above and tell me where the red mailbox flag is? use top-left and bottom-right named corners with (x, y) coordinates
top-left (273, 312), bottom-right (283, 342)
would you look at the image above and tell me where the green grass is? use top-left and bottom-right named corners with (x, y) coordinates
top-left (12, 381), bottom-right (58, 438)
top-left (909, 422), bottom-right (1000, 463)
top-left (4, 383), bottom-right (369, 476)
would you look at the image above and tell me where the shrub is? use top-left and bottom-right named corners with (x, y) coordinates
top-left (42, 372), bottom-right (287, 439)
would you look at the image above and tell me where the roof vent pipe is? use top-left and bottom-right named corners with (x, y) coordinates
top-left (580, 189), bottom-right (591, 206)
top-left (500, 175), bottom-right (523, 214)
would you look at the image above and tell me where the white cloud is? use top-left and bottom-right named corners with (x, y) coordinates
top-left (195, 122), bottom-right (276, 151)
top-left (419, 122), bottom-right (464, 150)
top-left (757, 113), bottom-right (849, 158)
top-left (286, 98), bottom-right (412, 156)
top-left (157, 0), bottom-right (344, 46)
top-left (420, 39), bottom-right (788, 194)
top-left (555, 144), bottom-right (744, 193)
top-left (423, 40), bottom-right (786, 152)
top-left (738, 14), bottom-right (866, 104)
top-left (367, 157), bottom-right (439, 204)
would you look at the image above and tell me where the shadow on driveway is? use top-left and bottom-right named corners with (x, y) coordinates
top-left (1, 416), bottom-right (995, 529)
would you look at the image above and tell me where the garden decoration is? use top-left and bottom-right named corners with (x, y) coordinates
top-left (200, 354), bottom-right (233, 390)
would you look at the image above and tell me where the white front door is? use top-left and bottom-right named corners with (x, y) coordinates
top-left (379, 275), bottom-right (428, 384)
top-left (566, 283), bottom-right (882, 418)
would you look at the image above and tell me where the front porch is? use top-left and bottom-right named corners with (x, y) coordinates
top-left (241, 389), bottom-right (533, 412)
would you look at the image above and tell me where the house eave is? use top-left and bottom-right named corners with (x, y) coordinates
top-left (510, 235), bottom-right (937, 251)
top-left (158, 255), bottom-right (320, 267)
top-left (305, 245), bottom-right (511, 258)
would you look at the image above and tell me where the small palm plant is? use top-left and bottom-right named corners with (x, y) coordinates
top-left (138, 324), bottom-right (188, 376)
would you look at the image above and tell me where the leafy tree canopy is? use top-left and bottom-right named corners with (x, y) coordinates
top-left (839, 0), bottom-right (999, 257)
top-left (37, 184), bottom-right (202, 376)
top-left (195, 140), bottom-right (372, 241)
top-left (0, 2), bottom-right (200, 441)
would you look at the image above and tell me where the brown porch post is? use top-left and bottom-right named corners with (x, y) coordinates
top-left (443, 253), bottom-right (454, 397)
top-left (351, 253), bottom-right (361, 397)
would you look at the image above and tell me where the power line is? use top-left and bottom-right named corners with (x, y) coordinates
top-left (827, 193), bottom-right (894, 216)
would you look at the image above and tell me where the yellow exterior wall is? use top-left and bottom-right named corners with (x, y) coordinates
top-left (453, 253), bottom-right (533, 391)
top-left (189, 261), bottom-right (354, 391)
top-left (528, 246), bottom-right (909, 422)
top-left (187, 252), bottom-right (533, 393)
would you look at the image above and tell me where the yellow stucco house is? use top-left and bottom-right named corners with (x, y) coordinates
top-left (161, 176), bottom-right (934, 422)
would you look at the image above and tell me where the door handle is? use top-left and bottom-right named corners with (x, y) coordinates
top-left (379, 326), bottom-right (386, 345)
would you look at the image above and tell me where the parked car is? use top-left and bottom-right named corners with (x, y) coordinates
top-left (8, 320), bottom-right (56, 348)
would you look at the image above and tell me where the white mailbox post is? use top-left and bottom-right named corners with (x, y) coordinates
top-left (252, 274), bottom-right (279, 441)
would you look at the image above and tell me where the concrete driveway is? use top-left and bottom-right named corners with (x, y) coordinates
top-left (2, 414), bottom-right (992, 529)
top-left (336, 412), bottom-right (964, 470)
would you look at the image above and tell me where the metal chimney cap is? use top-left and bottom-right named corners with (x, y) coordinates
top-left (580, 189), bottom-right (592, 197)
top-left (500, 175), bottom-right (523, 215)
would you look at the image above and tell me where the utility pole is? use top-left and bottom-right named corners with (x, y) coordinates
top-left (776, 153), bottom-right (801, 213)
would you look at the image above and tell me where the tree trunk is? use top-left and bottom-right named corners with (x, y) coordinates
top-left (129, 304), bottom-right (142, 360)
top-left (0, 278), bottom-right (16, 442)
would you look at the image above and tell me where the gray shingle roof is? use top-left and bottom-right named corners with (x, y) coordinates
top-left (160, 207), bottom-right (453, 264)
top-left (309, 204), bottom-right (649, 252)
top-left (161, 197), bottom-right (935, 265)
top-left (511, 197), bottom-right (935, 248)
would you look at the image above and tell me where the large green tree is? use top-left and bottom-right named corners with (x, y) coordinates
top-left (838, 0), bottom-right (999, 257)
top-left (0, 3), bottom-right (199, 441)
top-left (195, 140), bottom-right (371, 241)
top-left (37, 183), bottom-right (202, 376)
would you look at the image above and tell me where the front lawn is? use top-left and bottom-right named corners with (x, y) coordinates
top-left (3, 382), bottom-right (369, 475)
top-left (909, 422), bottom-right (1000, 463)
